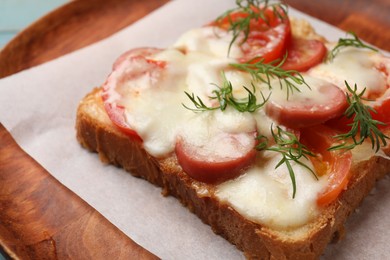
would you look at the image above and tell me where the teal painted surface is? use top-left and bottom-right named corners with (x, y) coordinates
top-left (0, 0), bottom-right (68, 47)
top-left (0, 32), bottom-right (14, 47)
top-left (0, 247), bottom-right (6, 260)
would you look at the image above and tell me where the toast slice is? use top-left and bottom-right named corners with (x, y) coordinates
top-left (76, 87), bottom-right (390, 259)
top-left (75, 2), bottom-right (390, 257)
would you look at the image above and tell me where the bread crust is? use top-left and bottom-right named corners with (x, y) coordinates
top-left (76, 88), bottom-right (390, 259)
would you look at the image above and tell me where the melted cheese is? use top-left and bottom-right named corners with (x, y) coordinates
top-left (351, 141), bottom-right (390, 163)
top-left (174, 26), bottom-right (243, 58)
top-left (117, 25), bottom-right (388, 229)
top-left (268, 76), bottom-right (335, 109)
top-left (216, 152), bottom-right (326, 229)
top-left (309, 47), bottom-right (387, 96)
top-left (122, 47), bottom-right (253, 157)
top-left (120, 53), bottom-right (325, 228)
top-left (179, 108), bottom-right (256, 160)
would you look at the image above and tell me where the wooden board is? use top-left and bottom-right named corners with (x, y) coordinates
top-left (285, 0), bottom-right (390, 52)
top-left (0, 0), bottom-right (170, 78)
top-left (0, 0), bottom-right (389, 258)
top-left (0, 125), bottom-right (158, 259)
top-left (0, 0), bottom-right (168, 258)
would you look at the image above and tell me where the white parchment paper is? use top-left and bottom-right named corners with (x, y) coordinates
top-left (1, 0), bottom-right (390, 259)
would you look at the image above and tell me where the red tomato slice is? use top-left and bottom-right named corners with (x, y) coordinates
top-left (103, 102), bottom-right (141, 139)
top-left (300, 125), bottom-right (352, 206)
top-left (175, 131), bottom-right (257, 184)
top-left (212, 7), bottom-right (291, 64)
top-left (265, 78), bottom-right (348, 128)
top-left (327, 79), bottom-right (390, 132)
top-left (372, 98), bottom-right (390, 128)
top-left (112, 47), bottom-right (162, 70)
top-left (369, 60), bottom-right (390, 127)
top-left (325, 114), bottom-right (353, 132)
top-left (281, 38), bottom-right (327, 72)
top-left (102, 48), bottom-right (165, 140)
top-left (326, 98), bottom-right (390, 132)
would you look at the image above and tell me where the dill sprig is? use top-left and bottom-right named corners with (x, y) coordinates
top-left (231, 56), bottom-right (309, 99)
top-left (327, 32), bottom-right (378, 62)
top-left (183, 92), bottom-right (218, 112)
top-left (183, 72), bottom-right (269, 112)
top-left (329, 81), bottom-right (388, 152)
top-left (256, 126), bottom-right (317, 198)
top-left (215, 0), bottom-right (288, 55)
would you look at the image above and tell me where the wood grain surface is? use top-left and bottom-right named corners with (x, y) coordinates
top-left (0, 0), bottom-right (389, 259)
top-left (0, 0), bottom-right (388, 80)
top-left (285, 0), bottom-right (390, 51)
top-left (0, 125), bottom-right (158, 260)
top-left (0, 0), bottom-right (169, 79)
top-left (0, 0), bottom-right (168, 259)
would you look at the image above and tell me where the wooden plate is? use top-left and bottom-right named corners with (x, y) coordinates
top-left (0, 0), bottom-right (388, 258)
top-left (0, 0), bottom-right (388, 79)
top-left (286, 0), bottom-right (390, 52)
top-left (0, 0), bottom-right (168, 259)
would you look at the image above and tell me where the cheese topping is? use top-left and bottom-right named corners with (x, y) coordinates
top-left (309, 47), bottom-right (387, 97)
top-left (267, 76), bottom-right (336, 110)
top-left (216, 152), bottom-right (326, 229)
top-left (352, 142), bottom-right (390, 163)
top-left (174, 26), bottom-right (244, 58)
top-left (179, 108), bottom-right (257, 160)
top-left (115, 23), bottom-right (388, 229)
top-left (118, 36), bottom-right (325, 228)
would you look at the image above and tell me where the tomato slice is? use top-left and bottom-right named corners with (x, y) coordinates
top-left (327, 98), bottom-right (390, 132)
top-left (325, 114), bottom-right (353, 132)
top-left (212, 7), bottom-right (291, 64)
top-left (326, 70), bottom-right (390, 132)
top-left (327, 89), bottom-right (390, 132)
top-left (265, 77), bottom-right (348, 128)
top-left (175, 129), bottom-right (257, 184)
top-left (281, 38), bottom-right (327, 72)
top-left (370, 59), bottom-right (390, 126)
top-left (112, 47), bottom-right (162, 70)
top-left (103, 102), bottom-right (141, 139)
top-left (300, 125), bottom-right (352, 206)
top-left (372, 98), bottom-right (390, 128)
top-left (102, 48), bottom-right (165, 140)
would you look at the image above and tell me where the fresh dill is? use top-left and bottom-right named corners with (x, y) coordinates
top-left (231, 56), bottom-right (309, 99)
top-left (214, 0), bottom-right (288, 56)
top-left (183, 72), bottom-right (269, 112)
top-left (327, 32), bottom-right (378, 62)
top-left (256, 126), bottom-right (317, 198)
top-left (183, 92), bottom-right (218, 112)
top-left (329, 81), bottom-right (388, 152)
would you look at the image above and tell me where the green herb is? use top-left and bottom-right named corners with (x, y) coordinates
top-left (231, 56), bottom-right (309, 99)
top-left (329, 81), bottom-right (388, 152)
top-left (215, 0), bottom-right (288, 55)
top-left (256, 126), bottom-right (317, 198)
top-left (183, 72), bottom-right (269, 112)
top-left (327, 32), bottom-right (378, 62)
top-left (183, 92), bottom-right (218, 112)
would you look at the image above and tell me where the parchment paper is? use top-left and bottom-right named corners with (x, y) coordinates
top-left (1, 0), bottom-right (389, 259)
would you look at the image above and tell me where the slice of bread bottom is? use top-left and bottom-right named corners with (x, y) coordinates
top-left (76, 88), bottom-right (390, 259)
